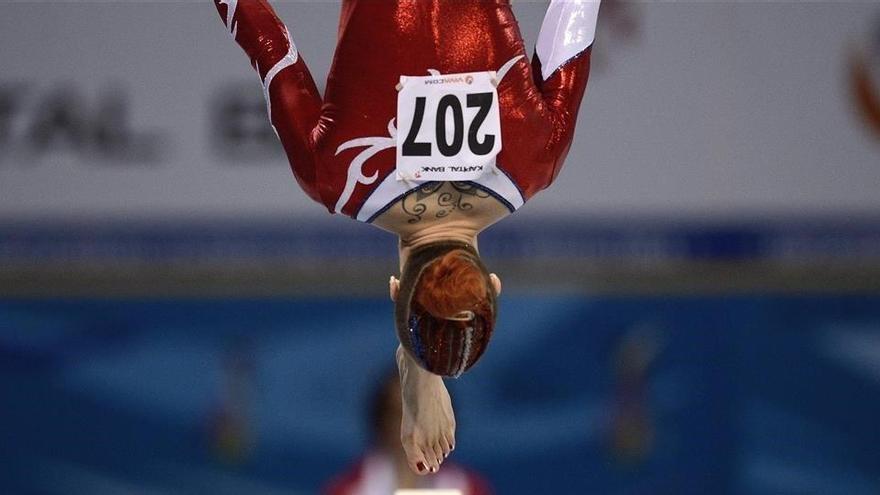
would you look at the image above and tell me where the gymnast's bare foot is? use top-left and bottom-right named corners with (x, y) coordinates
top-left (396, 345), bottom-right (456, 475)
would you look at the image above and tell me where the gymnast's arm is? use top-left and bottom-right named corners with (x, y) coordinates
top-left (532, 0), bottom-right (601, 146)
top-left (213, 0), bottom-right (326, 206)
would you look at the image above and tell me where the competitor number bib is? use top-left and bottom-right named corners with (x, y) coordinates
top-left (396, 70), bottom-right (502, 181)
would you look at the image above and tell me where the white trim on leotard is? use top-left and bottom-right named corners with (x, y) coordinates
top-left (536, 0), bottom-right (601, 81)
top-left (218, 0), bottom-right (238, 36)
top-left (354, 164), bottom-right (525, 223)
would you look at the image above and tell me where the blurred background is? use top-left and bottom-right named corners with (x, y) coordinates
top-left (2, 1), bottom-right (880, 494)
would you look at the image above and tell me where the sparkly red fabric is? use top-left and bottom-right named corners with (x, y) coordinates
top-left (214, 0), bottom-right (593, 219)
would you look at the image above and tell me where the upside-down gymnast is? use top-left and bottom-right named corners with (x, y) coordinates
top-left (213, 0), bottom-right (600, 476)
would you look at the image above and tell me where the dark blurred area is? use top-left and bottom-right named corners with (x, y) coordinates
top-left (2, 1), bottom-right (880, 494)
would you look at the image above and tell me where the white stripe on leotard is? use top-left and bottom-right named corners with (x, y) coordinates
top-left (261, 26), bottom-right (299, 133)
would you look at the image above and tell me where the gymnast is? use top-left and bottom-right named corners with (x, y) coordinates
top-left (213, 0), bottom-right (600, 475)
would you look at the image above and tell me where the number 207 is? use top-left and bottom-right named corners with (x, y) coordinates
top-left (402, 92), bottom-right (495, 157)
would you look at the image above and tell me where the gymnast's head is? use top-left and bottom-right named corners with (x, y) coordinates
top-left (390, 241), bottom-right (500, 378)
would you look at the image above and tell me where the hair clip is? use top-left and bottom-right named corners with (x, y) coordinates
top-left (445, 310), bottom-right (475, 322)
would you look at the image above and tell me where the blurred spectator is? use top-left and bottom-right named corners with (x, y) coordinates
top-left (207, 337), bottom-right (255, 464)
top-left (323, 370), bottom-right (493, 495)
top-left (608, 326), bottom-right (661, 465)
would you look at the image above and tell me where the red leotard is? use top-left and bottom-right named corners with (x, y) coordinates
top-left (214, 0), bottom-right (599, 222)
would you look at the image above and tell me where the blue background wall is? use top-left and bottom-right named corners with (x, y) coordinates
top-left (2, 295), bottom-right (877, 494)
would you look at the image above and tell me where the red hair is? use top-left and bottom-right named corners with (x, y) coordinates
top-left (414, 249), bottom-right (490, 319)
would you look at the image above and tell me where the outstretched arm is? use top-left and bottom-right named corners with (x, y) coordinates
top-left (531, 0), bottom-right (601, 180)
top-left (214, 0), bottom-right (325, 205)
